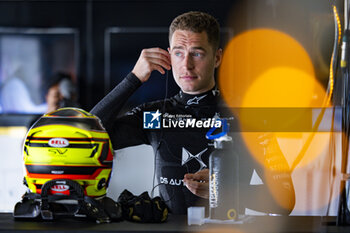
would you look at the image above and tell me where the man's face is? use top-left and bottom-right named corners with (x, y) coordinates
top-left (169, 30), bottom-right (222, 95)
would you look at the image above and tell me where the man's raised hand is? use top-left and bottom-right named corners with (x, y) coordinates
top-left (131, 47), bottom-right (171, 83)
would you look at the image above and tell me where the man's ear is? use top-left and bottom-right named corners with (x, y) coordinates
top-left (215, 48), bottom-right (223, 68)
top-left (168, 47), bottom-right (171, 53)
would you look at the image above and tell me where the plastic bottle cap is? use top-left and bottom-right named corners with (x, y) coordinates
top-left (187, 206), bottom-right (205, 225)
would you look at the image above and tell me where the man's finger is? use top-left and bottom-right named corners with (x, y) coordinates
top-left (147, 57), bottom-right (171, 70)
top-left (143, 48), bottom-right (171, 62)
top-left (184, 169), bottom-right (209, 182)
top-left (184, 179), bottom-right (209, 199)
top-left (150, 64), bottom-right (166, 75)
top-left (144, 52), bottom-right (171, 64)
top-left (145, 47), bottom-right (171, 56)
top-left (185, 179), bottom-right (205, 189)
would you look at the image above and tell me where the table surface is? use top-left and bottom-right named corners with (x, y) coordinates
top-left (1, 213), bottom-right (350, 233)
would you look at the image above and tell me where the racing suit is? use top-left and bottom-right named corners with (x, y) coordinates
top-left (91, 72), bottom-right (295, 215)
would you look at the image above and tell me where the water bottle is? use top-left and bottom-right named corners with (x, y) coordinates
top-left (206, 119), bottom-right (239, 220)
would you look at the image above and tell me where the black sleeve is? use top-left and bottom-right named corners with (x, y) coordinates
top-left (108, 105), bottom-right (151, 150)
top-left (90, 73), bottom-right (150, 149)
top-left (90, 72), bottom-right (142, 129)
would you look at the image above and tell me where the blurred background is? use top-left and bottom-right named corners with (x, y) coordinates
top-left (0, 0), bottom-right (343, 216)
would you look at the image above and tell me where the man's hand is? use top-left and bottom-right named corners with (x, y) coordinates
top-left (132, 47), bottom-right (171, 83)
top-left (183, 169), bottom-right (209, 199)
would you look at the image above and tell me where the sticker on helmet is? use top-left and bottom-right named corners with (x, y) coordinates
top-left (51, 184), bottom-right (69, 192)
top-left (48, 138), bottom-right (69, 148)
top-left (50, 184), bottom-right (70, 195)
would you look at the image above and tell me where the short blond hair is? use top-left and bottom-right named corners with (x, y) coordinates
top-left (169, 11), bottom-right (220, 51)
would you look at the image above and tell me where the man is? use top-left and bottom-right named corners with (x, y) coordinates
top-left (91, 11), bottom-right (295, 215)
top-left (46, 72), bottom-right (79, 112)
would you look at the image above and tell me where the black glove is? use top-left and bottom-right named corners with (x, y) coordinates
top-left (117, 189), bottom-right (168, 223)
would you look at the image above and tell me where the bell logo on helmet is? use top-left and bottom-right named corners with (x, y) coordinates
top-left (50, 184), bottom-right (70, 195)
top-left (48, 138), bottom-right (69, 148)
top-left (51, 185), bottom-right (69, 192)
